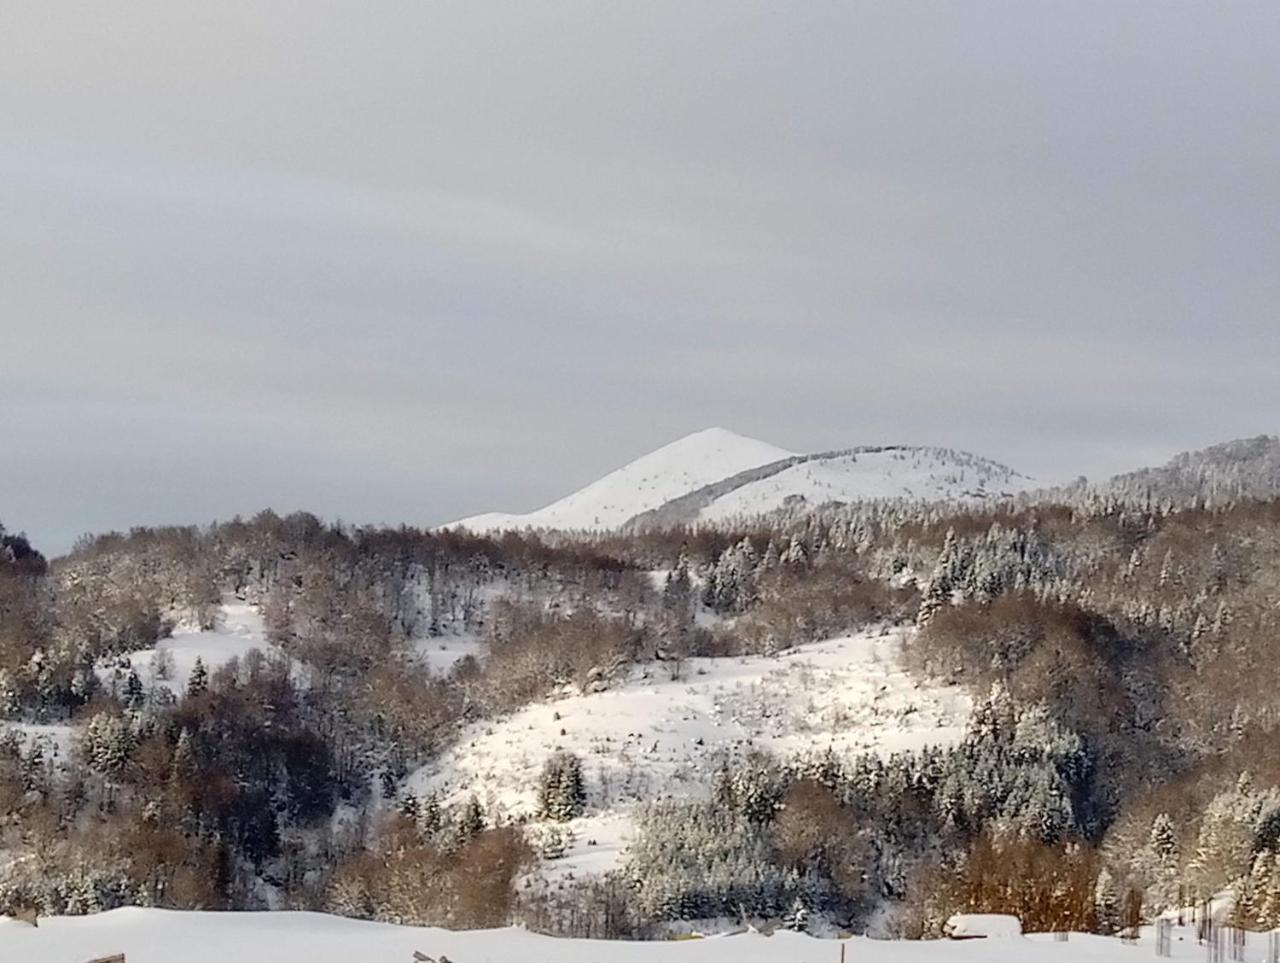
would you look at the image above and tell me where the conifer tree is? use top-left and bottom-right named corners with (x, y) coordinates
top-left (783, 896), bottom-right (809, 932)
top-left (456, 795), bottom-right (486, 843)
top-left (123, 668), bottom-right (145, 711)
top-left (416, 791), bottom-right (443, 837)
top-left (171, 727), bottom-right (195, 784)
top-left (186, 657), bottom-right (209, 698)
top-left (537, 751), bottom-right (587, 822)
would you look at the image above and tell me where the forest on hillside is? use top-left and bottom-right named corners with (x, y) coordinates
top-left (2, 475), bottom-right (1280, 937)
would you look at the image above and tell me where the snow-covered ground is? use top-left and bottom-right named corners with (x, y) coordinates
top-left (415, 633), bottom-right (486, 674)
top-left (4, 721), bottom-right (75, 761)
top-left (0, 908), bottom-right (1251, 963)
top-left (408, 628), bottom-right (970, 876)
top-left (95, 601), bottom-right (272, 696)
top-left (446, 430), bottom-right (1038, 535)
top-left (4, 602), bottom-right (273, 762)
top-left (698, 448), bottom-right (1034, 524)
top-left (449, 427), bottom-right (795, 533)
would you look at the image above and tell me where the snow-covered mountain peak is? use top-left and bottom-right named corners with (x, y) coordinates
top-left (448, 428), bottom-right (795, 533)
top-left (627, 427), bottom-right (793, 472)
top-left (447, 430), bottom-right (1033, 535)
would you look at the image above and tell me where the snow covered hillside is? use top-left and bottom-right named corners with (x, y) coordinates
top-left (450, 428), bottom-right (795, 533)
top-left (659, 447), bottom-right (1035, 529)
top-left (407, 628), bottom-right (970, 876)
top-left (5, 601), bottom-right (276, 763)
top-left (1082, 434), bottom-right (1280, 506)
top-left (449, 431), bottom-right (1032, 535)
top-left (95, 600), bottom-right (273, 697)
top-left (0, 907), bottom-right (1239, 963)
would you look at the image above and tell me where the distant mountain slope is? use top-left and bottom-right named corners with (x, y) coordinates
top-left (1086, 435), bottom-right (1280, 505)
top-left (703, 447), bottom-right (1031, 519)
top-left (449, 430), bottom-right (1035, 535)
top-left (629, 446), bottom-right (1034, 530)
top-left (449, 428), bottom-right (795, 533)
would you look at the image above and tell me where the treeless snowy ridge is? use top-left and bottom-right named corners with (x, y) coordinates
top-left (697, 448), bottom-right (1034, 524)
top-left (449, 428), bottom-right (795, 533)
top-left (449, 430), bottom-right (1035, 535)
top-left (0, 908), bottom-right (1238, 963)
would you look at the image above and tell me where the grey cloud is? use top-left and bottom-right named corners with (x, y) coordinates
top-left (2, 1), bottom-right (1277, 552)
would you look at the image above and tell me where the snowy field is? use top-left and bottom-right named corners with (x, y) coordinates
top-left (408, 628), bottom-right (970, 876)
top-left (1, 603), bottom-right (273, 765)
top-left (95, 601), bottom-right (273, 697)
top-left (4, 602), bottom-right (276, 764)
top-left (4, 721), bottom-right (75, 762)
top-left (0, 909), bottom-right (1249, 963)
top-left (410, 628), bottom-right (969, 814)
top-left (415, 632), bottom-right (486, 674)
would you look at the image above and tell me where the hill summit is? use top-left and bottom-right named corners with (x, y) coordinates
top-left (448, 429), bottom-right (1032, 533)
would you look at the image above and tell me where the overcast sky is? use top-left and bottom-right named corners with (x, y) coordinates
top-left (3, 2), bottom-right (1279, 553)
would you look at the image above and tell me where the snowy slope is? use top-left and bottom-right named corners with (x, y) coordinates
top-left (407, 628), bottom-right (970, 877)
top-left (415, 632), bottom-right (486, 674)
top-left (3, 605), bottom-right (273, 763)
top-left (450, 431), bottom-right (1032, 535)
top-left (0, 907), bottom-right (1234, 963)
top-left (1088, 434), bottom-right (1280, 505)
top-left (696, 447), bottom-right (1034, 525)
top-left (95, 600), bottom-right (272, 697)
top-left (3, 722), bottom-right (75, 762)
top-left (449, 428), bottom-right (795, 533)
top-left (411, 628), bottom-right (967, 815)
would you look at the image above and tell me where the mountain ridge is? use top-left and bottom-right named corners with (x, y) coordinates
top-left (448, 428), bottom-right (794, 534)
top-left (627, 444), bottom-right (1034, 531)
top-left (448, 430), bottom-right (1280, 536)
top-left (447, 429), bottom-right (1034, 534)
